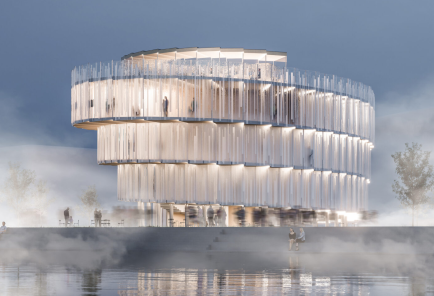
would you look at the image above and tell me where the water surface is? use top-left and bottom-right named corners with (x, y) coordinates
top-left (1, 253), bottom-right (433, 295)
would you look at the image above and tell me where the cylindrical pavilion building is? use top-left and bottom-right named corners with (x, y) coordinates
top-left (71, 47), bottom-right (374, 226)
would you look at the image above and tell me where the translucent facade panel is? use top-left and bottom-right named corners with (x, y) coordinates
top-left (339, 135), bottom-right (348, 172)
top-left (304, 130), bottom-right (315, 169)
top-left (98, 124), bottom-right (372, 181)
top-left (118, 164), bottom-right (370, 209)
top-left (322, 133), bottom-right (333, 171)
top-left (330, 173), bottom-right (339, 210)
top-left (321, 172), bottom-right (331, 209)
top-left (331, 134), bottom-right (340, 172)
top-left (188, 122), bottom-right (217, 163)
top-left (217, 123), bottom-right (244, 164)
top-left (293, 130), bottom-right (303, 168)
top-left (117, 159), bottom-right (368, 210)
top-left (312, 172), bottom-right (322, 209)
top-left (337, 173), bottom-right (347, 211)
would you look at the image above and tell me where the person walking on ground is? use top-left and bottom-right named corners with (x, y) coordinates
top-left (64, 207), bottom-right (70, 227)
top-left (98, 210), bottom-right (102, 227)
top-left (0, 222), bottom-right (7, 234)
top-left (236, 207), bottom-right (246, 226)
top-left (207, 205), bottom-right (215, 227)
top-left (288, 228), bottom-right (296, 251)
top-left (252, 208), bottom-right (259, 227)
top-left (94, 208), bottom-right (99, 227)
top-left (295, 228), bottom-right (305, 251)
top-left (216, 207), bottom-right (222, 227)
top-left (220, 206), bottom-right (227, 227)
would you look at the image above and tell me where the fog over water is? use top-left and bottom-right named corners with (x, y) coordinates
top-left (1, 1), bottom-right (434, 294)
top-left (1, 253), bottom-right (434, 296)
top-left (1, 1), bottom-right (434, 224)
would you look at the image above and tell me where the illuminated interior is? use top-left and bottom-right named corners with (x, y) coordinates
top-left (71, 47), bottom-right (375, 226)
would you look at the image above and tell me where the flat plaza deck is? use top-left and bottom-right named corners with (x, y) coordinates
top-left (1, 227), bottom-right (433, 255)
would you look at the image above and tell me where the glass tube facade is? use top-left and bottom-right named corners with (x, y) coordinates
top-left (72, 48), bottom-right (374, 212)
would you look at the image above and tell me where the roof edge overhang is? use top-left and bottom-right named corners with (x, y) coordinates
top-left (121, 47), bottom-right (287, 63)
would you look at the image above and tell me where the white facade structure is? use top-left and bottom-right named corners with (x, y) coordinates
top-left (71, 47), bottom-right (374, 216)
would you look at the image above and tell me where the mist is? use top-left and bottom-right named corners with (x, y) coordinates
top-left (1, 1), bottom-right (434, 225)
top-left (0, 145), bottom-right (120, 227)
top-left (370, 77), bottom-right (434, 224)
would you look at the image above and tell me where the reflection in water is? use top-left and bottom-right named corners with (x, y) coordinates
top-left (0, 255), bottom-right (433, 295)
top-left (82, 270), bottom-right (101, 296)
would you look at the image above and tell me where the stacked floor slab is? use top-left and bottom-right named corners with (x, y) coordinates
top-left (71, 47), bottom-right (375, 219)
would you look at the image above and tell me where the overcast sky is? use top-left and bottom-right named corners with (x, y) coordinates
top-left (1, 0), bottom-right (434, 223)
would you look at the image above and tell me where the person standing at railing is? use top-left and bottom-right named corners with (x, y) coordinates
top-left (163, 96), bottom-right (169, 117)
top-left (189, 98), bottom-right (198, 114)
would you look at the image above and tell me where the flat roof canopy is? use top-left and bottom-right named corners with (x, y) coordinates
top-left (122, 47), bottom-right (287, 63)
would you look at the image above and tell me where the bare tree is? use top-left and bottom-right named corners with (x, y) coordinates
top-left (78, 185), bottom-right (100, 221)
top-left (31, 180), bottom-right (54, 225)
top-left (392, 143), bottom-right (434, 226)
top-left (1, 162), bottom-right (36, 213)
top-left (1, 162), bottom-right (53, 226)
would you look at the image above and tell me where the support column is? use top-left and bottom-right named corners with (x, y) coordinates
top-left (145, 202), bottom-right (151, 227)
top-left (297, 211), bottom-right (303, 227)
top-left (137, 201), bottom-right (145, 227)
top-left (202, 206), bottom-right (207, 227)
top-left (185, 204), bottom-right (189, 227)
top-left (313, 211), bottom-right (318, 227)
top-left (169, 204), bottom-right (174, 227)
top-left (325, 212), bottom-right (329, 227)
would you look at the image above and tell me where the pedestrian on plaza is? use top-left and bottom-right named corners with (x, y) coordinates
top-left (94, 208), bottom-right (99, 227)
top-left (260, 207), bottom-right (267, 227)
top-left (216, 207), bottom-right (222, 227)
top-left (295, 228), bottom-right (305, 251)
top-left (64, 207), bottom-right (70, 227)
top-left (98, 210), bottom-right (102, 227)
top-left (220, 206), bottom-right (227, 227)
top-left (207, 205), bottom-right (215, 227)
top-left (253, 208), bottom-right (261, 227)
top-left (188, 206), bottom-right (197, 226)
top-left (236, 207), bottom-right (246, 226)
top-left (288, 228), bottom-right (296, 251)
top-left (0, 222), bottom-right (7, 234)
top-left (198, 206), bottom-right (205, 227)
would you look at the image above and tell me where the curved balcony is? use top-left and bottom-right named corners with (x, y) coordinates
top-left (97, 122), bottom-right (372, 179)
top-left (71, 58), bottom-right (375, 143)
top-left (118, 163), bottom-right (368, 211)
